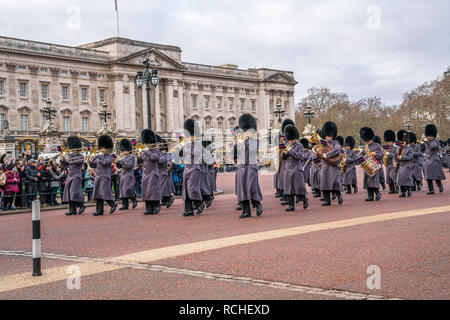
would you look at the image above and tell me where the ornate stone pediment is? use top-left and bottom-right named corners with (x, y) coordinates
top-left (115, 48), bottom-right (186, 71)
top-left (264, 72), bottom-right (297, 85)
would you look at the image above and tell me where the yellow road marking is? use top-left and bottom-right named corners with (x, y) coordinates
top-left (1, 205), bottom-right (449, 294)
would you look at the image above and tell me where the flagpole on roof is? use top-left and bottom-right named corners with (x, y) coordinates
top-left (115, 0), bottom-right (120, 37)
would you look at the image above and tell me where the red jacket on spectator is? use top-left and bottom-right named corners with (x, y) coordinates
top-left (4, 170), bottom-right (20, 195)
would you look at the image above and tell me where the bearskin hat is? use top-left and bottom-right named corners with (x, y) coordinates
top-left (374, 136), bottom-right (382, 145)
top-left (284, 125), bottom-right (299, 141)
top-left (300, 138), bottom-right (309, 149)
top-left (397, 130), bottom-right (408, 142)
top-left (384, 130), bottom-right (396, 143)
top-left (282, 119), bottom-right (295, 133)
top-left (360, 127), bottom-right (375, 142)
top-left (141, 129), bottom-right (157, 144)
top-left (184, 119), bottom-right (200, 137)
top-left (321, 121), bottom-right (338, 139)
top-left (239, 114), bottom-right (257, 132)
top-left (98, 135), bottom-right (114, 150)
top-left (67, 136), bottom-right (82, 150)
top-left (345, 136), bottom-right (355, 149)
top-left (408, 132), bottom-right (417, 144)
top-left (336, 136), bottom-right (344, 147)
top-left (119, 139), bottom-right (132, 152)
top-left (424, 124), bottom-right (438, 138)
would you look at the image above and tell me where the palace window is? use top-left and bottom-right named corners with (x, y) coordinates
top-left (205, 121), bottom-right (211, 130)
top-left (240, 99), bottom-right (245, 112)
top-left (191, 95), bottom-right (197, 109)
top-left (19, 82), bottom-right (27, 97)
top-left (251, 100), bottom-right (256, 113)
top-left (18, 65), bottom-right (26, 70)
top-left (80, 72), bottom-right (87, 77)
top-left (82, 117), bottom-right (89, 133)
top-left (21, 114), bottom-right (28, 131)
top-left (62, 86), bottom-right (69, 100)
top-left (81, 87), bottom-right (88, 102)
top-left (0, 80), bottom-right (4, 96)
top-left (218, 121), bottom-right (223, 133)
top-left (228, 98), bottom-right (234, 111)
top-left (0, 114), bottom-right (5, 130)
top-left (41, 84), bottom-right (48, 99)
top-left (63, 116), bottom-right (70, 132)
top-left (40, 68), bottom-right (47, 73)
top-left (204, 96), bottom-right (210, 110)
top-left (61, 70), bottom-right (68, 75)
top-left (217, 97), bottom-right (222, 111)
top-left (99, 89), bottom-right (105, 103)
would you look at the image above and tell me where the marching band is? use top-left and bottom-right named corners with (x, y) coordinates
top-left (49, 118), bottom-right (447, 219)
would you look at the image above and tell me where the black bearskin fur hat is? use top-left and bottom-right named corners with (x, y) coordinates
top-left (345, 136), bottom-right (355, 149)
top-left (67, 136), bottom-right (82, 150)
top-left (321, 121), bottom-right (338, 139)
top-left (141, 129), bottom-right (157, 144)
top-left (239, 114), bottom-right (257, 132)
top-left (119, 139), bottom-right (132, 152)
top-left (184, 119), bottom-right (200, 137)
top-left (282, 119), bottom-right (295, 133)
top-left (300, 138), bottom-right (309, 149)
top-left (284, 125), bottom-right (299, 141)
top-left (408, 132), bottom-right (417, 144)
top-left (336, 136), bottom-right (344, 146)
top-left (374, 136), bottom-right (382, 145)
top-left (384, 130), bottom-right (396, 143)
top-left (424, 124), bottom-right (438, 138)
top-left (98, 135), bottom-right (114, 150)
top-left (397, 130), bottom-right (408, 142)
top-left (202, 140), bottom-right (212, 148)
top-left (360, 127), bottom-right (375, 142)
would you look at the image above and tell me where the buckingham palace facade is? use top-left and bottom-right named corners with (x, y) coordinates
top-left (0, 35), bottom-right (296, 153)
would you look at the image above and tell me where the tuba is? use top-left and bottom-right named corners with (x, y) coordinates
top-left (340, 149), bottom-right (347, 174)
top-left (309, 132), bottom-right (342, 166)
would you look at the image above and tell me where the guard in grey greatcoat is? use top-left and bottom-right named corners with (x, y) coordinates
top-left (423, 124), bottom-right (446, 194)
top-left (408, 133), bottom-right (423, 191)
top-left (158, 139), bottom-right (174, 209)
top-left (374, 136), bottom-right (386, 191)
top-left (300, 138), bottom-right (311, 187)
top-left (236, 114), bottom-right (263, 218)
top-left (302, 143), bottom-right (321, 198)
top-left (139, 130), bottom-right (163, 215)
top-left (62, 136), bottom-right (86, 216)
top-left (359, 127), bottom-right (383, 202)
top-left (336, 136), bottom-right (345, 194)
top-left (319, 122), bottom-right (343, 206)
top-left (384, 130), bottom-right (399, 194)
top-left (277, 119), bottom-right (295, 203)
top-left (90, 135), bottom-right (117, 216)
top-left (343, 136), bottom-right (358, 194)
top-left (116, 139), bottom-right (138, 211)
top-left (445, 139), bottom-right (450, 172)
top-left (181, 119), bottom-right (205, 216)
top-left (202, 140), bottom-right (216, 208)
top-left (395, 131), bottom-right (414, 198)
top-left (282, 125), bottom-right (308, 212)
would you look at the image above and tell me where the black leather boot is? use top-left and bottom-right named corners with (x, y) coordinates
top-left (336, 191), bottom-right (343, 205)
top-left (407, 187), bottom-right (412, 197)
top-left (78, 202), bottom-right (86, 215)
top-left (375, 189), bottom-right (381, 201)
top-left (321, 191), bottom-right (331, 206)
top-left (120, 198), bottom-right (129, 211)
top-left (195, 201), bottom-right (204, 215)
top-left (255, 202), bottom-right (263, 216)
top-left (436, 180), bottom-right (444, 193)
top-left (365, 188), bottom-right (374, 202)
top-left (345, 185), bottom-right (352, 194)
top-left (388, 183), bottom-right (395, 194)
top-left (275, 189), bottom-right (282, 198)
top-left (331, 192), bottom-right (337, 201)
top-left (166, 196), bottom-right (174, 208)
top-left (94, 200), bottom-right (104, 216)
top-left (109, 201), bottom-right (118, 214)
top-left (285, 195), bottom-right (295, 212)
top-left (132, 198), bottom-right (138, 209)
top-left (427, 180), bottom-right (435, 195)
top-left (399, 187), bottom-right (406, 198)
top-left (240, 201), bottom-right (251, 218)
top-left (144, 201), bottom-right (152, 215)
top-left (313, 189), bottom-right (321, 198)
top-left (353, 185), bottom-right (358, 194)
top-left (183, 200), bottom-right (194, 216)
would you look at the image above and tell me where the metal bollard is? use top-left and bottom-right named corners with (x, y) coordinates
top-left (32, 200), bottom-right (42, 277)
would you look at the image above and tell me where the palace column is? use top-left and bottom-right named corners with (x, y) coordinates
top-left (165, 79), bottom-right (174, 134)
top-left (154, 82), bottom-right (161, 133)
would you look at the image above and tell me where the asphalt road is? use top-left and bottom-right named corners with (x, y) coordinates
top-left (0, 168), bottom-right (449, 300)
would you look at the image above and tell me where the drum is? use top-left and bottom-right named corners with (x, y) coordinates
top-left (362, 157), bottom-right (382, 177)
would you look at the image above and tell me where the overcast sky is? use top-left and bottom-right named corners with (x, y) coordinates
top-left (1, 0), bottom-right (448, 106)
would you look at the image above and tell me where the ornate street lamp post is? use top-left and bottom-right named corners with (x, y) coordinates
top-left (40, 98), bottom-right (57, 130)
top-left (136, 58), bottom-right (160, 130)
top-left (304, 105), bottom-right (315, 124)
top-left (405, 119), bottom-right (413, 131)
top-left (274, 102), bottom-right (286, 124)
top-left (98, 103), bottom-right (112, 127)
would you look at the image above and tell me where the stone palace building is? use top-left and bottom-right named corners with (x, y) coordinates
top-left (0, 35), bottom-right (296, 156)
